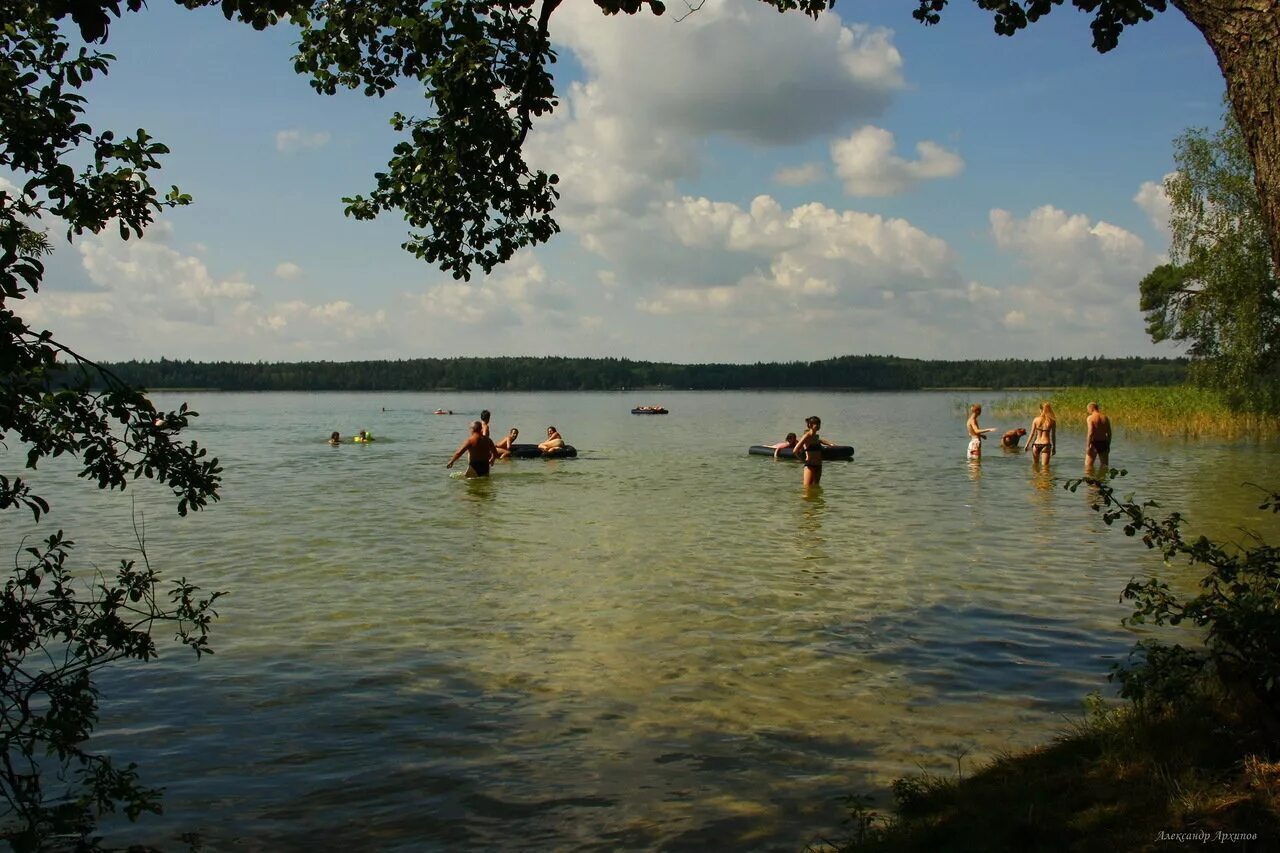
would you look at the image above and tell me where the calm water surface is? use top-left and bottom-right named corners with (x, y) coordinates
top-left (7, 390), bottom-right (1279, 850)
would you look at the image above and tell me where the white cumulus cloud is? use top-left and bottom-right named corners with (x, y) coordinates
top-left (831, 126), bottom-right (964, 196)
top-left (275, 129), bottom-right (331, 154)
top-left (275, 262), bottom-right (303, 280)
top-left (21, 221), bottom-right (392, 359)
top-left (988, 205), bottom-right (1161, 350)
top-left (773, 162), bottom-right (827, 187)
top-left (1134, 174), bottom-right (1174, 239)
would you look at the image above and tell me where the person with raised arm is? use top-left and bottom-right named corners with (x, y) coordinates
top-left (447, 420), bottom-right (498, 478)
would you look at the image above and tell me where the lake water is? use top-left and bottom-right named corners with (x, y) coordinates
top-left (6, 390), bottom-right (1280, 850)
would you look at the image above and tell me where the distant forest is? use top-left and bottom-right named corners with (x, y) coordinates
top-left (94, 355), bottom-right (1188, 392)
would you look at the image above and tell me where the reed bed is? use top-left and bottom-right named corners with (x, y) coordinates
top-left (990, 387), bottom-right (1280, 440)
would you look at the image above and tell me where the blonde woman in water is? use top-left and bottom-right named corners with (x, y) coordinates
top-left (1025, 402), bottom-right (1057, 464)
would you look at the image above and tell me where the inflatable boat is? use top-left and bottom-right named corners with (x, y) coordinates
top-left (506, 443), bottom-right (578, 459)
top-left (748, 444), bottom-right (854, 460)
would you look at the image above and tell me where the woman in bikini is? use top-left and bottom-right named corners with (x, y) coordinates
top-left (794, 416), bottom-right (825, 488)
top-left (1025, 401), bottom-right (1057, 464)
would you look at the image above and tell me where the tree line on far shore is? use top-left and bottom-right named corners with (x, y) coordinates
top-left (94, 355), bottom-right (1188, 393)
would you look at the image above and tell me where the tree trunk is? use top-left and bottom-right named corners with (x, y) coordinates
top-left (1175, 0), bottom-right (1280, 281)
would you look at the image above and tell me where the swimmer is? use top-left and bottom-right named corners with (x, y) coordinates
top-left (771, 432), bottom-right (798, 459)
top-left (446, 420), bottom-right (498, 478)
top-left (1025, 402), bottom-right (1057, 464)
top-left (966, 404), bottom-right (995, 459)
top-left (1001, 427), bottom-right (1027, 449)
top-left (795, 416), bottom-right (824, 487)
top-left (1085, 402), bottom-right (1112, 469)
top-left (494, 427), bottom-right (519, 459)
top-left (538, 426), bottom-right (564, 452)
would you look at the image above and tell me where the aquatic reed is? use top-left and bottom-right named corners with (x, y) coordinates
top-left (990, 387), bottom-right (1280, 440)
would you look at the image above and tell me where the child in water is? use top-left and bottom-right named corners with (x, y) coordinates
top-left (771, 432), bottom-right (798, 458)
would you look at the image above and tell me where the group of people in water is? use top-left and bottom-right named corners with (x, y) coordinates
top-left (328, 430), bottom-right (374, 445)
top-left (446, 410), bottom-right (567, 478)
top-left (767, 415), bottom-right (832, 487)
top-left (966, 401), bottom-right (1113, 469)
top-left (335, 400), bottom-right (1113, 486)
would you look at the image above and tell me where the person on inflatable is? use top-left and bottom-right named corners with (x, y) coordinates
top-left (771, 432), bottom-right (798, 459)
top-left (494, 427), bottom-right (520, 459)
top-left (538, 426), bottom-right (565, 452)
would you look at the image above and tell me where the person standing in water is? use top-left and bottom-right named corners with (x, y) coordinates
top-left (446, 420), bottom-right (498, 478)
top-left (1025, 402), bottom-right (1057, 465)
top-left (479, 410), bottom-right (492, 437)
top-left (794, 416), bottom-right (825, 488)
top-left (1085, 402), bottom-right (1112, 469)
top-left (966, 404), bottom-right (995, 459)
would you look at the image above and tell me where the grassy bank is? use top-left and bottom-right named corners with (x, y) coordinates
top-left (814, 689), bottom-right (1280, 852)
top-left (991, 387), bottom-right (1280, 440)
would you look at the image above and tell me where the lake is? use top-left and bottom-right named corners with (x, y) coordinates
top-left (6, 390), bottom-right (1279, 850)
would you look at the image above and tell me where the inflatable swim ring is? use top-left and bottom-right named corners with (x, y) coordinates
top-left (507, 443), bottom-right (578, 459)
top-left (748, 444), bottom-right (853, 460)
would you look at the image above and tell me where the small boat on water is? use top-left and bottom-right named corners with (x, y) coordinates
top-left (631, 406), bottom-right (669, 415)
top-left (748, 444), bottom-right (854, 460)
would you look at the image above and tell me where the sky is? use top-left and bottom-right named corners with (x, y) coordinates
top-left (16, 0), bottom-right (1229, 364)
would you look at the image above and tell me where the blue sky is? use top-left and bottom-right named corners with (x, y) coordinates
top-left (19, 0), bottom-right (1227, 363)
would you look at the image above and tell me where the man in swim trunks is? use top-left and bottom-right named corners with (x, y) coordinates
top-left (446, 420), bottom-right (497, 477)
top-left (1085, 402), bottom-right (1112, 468)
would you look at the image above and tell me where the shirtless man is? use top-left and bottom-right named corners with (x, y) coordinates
top-left (446, 420), bottom-right (498, 477)
top-left (494, 427), bottom-right (519, 459)
top-left (966, 404), bottom-right (995, 458)
top-left (1085, 402), bottom-right (1112, 468)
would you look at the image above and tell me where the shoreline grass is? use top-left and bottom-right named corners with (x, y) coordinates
top-left (990, 386), bottom-right (1280, 440)
top-left (813, 688), bottom-right (1280, 852)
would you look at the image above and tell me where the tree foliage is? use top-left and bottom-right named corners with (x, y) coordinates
top-left (1069, 473), bottom-right (1280, 721)
top-left (913, 1), bottom-right (1280, 281)
top-left (98, 354), bottom-right (1187, 392)
top-left (911, 0), bottom-right (1169, 53)
top-left (1138, 113), bottom-right (1279, 412)
top-left (1, 1), bottom-right (227, 844)
top-left (0, 0), bottom-right (1273, 841)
